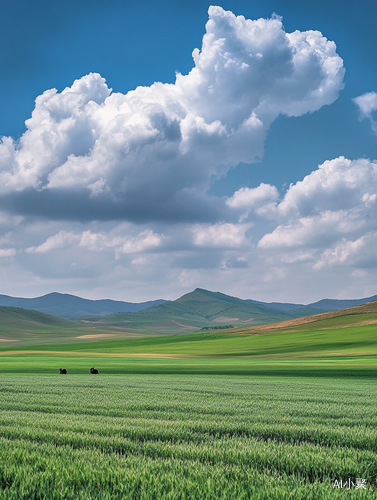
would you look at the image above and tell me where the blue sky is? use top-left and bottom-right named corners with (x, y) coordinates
top-left (0, 0), bottom-right (377, 302)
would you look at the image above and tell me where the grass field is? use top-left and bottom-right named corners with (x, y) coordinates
top-left (1, 322), bottom-right (376, 377)
top-left (11, 323), bottom-right (375, 358)
top-left (0, 375), bottom-right (375, 499)
top-left (1, 309), bottom-right (376, 498)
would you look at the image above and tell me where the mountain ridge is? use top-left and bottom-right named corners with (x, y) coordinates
top-left (0, 288), bottom-right (377, 324)
top-left (247, 295), bottom-right (377, 312)
top-left (0, 292), bottom-right (165, 320)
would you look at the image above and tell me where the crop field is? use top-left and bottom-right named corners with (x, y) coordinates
top-left (1, 315), bottom-right (376, 498)
top-left (0, 374), bottom-right (376, 499)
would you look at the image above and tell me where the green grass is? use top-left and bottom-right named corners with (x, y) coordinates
top-left (2, 322), bottom-right (376, 357)
top-left (0, 354), bottom-right (376, 378)
top-left (1, 308), bottom-right (376, 497)
top-left (0, 375), bottom-right (375, 499)
top-left (1, 322), bottom-right (376, 377)
top-left (59, 324), bottom-right (377, 357)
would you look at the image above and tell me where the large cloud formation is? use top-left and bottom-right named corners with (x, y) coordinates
top-left (0, 6), bottom-right (344, 222)
top-left (258, 157), bottom-right (377, 269)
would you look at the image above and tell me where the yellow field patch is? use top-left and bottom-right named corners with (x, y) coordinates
top-left (213, 317), bottom-right (239, 322)
top-left (171, 321), bottom-right (196, 329)
top-left (75, 334), bottom-right (118, 339)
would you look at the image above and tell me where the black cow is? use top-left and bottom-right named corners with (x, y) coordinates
top-left (59, 368), bottom-right (67, 374)
top-left (90, 367), bottom-right (99, 374)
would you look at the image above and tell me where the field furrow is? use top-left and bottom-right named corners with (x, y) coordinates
top-left (0, 375), bottom-right (375, 499)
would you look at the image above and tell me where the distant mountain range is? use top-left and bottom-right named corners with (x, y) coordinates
top-left (0, 289), bottom-right (376, 327)
top-left (0, 293), bottom-right (165, 320)
top-left (1, 291), bottom-right (377, 345)
top-left (78, 288), bottom-right (377, 334)
top-left (247, 296), bottom-right (377, 312)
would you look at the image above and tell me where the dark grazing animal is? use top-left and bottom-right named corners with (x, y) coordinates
top-left (90, 367), bottom-right (99, 374)
top-left (59, 368), bottom-right (67, 374)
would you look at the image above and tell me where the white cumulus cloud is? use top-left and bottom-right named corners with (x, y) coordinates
top-left (26, 226), bottom-right (164, 257)
top-left (314, 236), bottom-right (367, 269)
top-left (193, 222), bottom-right (251, 248)
top-left (0, 6), bottom-right (344, 222)
top-left (258, 156), bottom-right (377, 271)
top-left (276, 156), bottom-right (377, 219)
top-left (226, 183), bottom-right (279, 220)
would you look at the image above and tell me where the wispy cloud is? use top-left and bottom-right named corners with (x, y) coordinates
top-left (354, 91), bottom-right (377, 135)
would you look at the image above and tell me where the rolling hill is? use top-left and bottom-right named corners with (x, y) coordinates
top-left (80, 288), bottom-right (305, 334)
top-left (0, 306), bottom-right (82, 343)
top-left (0, 306), bottom-right (146, 345)
top-left (228, 299), bottom-right (377, 334)
top-left (0, 306), bottom-right (79, 329)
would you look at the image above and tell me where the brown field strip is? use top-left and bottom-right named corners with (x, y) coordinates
top-left (0, 350), bottom-right (195, 358)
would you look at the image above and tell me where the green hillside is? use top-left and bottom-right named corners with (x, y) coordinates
top-left (0, 297), bottom-right (376, 377)
top-left (81, 288), bottom-right (300, 333)
top-left (228, 299), bottom-right (377, 334)
top-left (7, 321), bottom-right (375, 359)
top-left (0, 306), bottom-right (81, 329)
top-left (0, 306), bottom-right (140, 345)
top-left (2, 295), bottom-right (377, 348)
top-left (0, 292), bottom-right (165, 319)
top-left (1, 322), bottom-right (375, 378)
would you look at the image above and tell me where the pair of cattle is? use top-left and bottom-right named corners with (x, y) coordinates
top-left (59, 367), bottom-right (99, 374)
